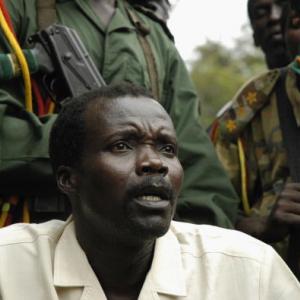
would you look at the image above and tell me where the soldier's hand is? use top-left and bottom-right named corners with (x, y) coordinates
top-left (236, 183), bottom-right (300, 243)
top-left (261, 182), bottom-right (300, 242)
top-left (271, 182), bottom-right (300, 227)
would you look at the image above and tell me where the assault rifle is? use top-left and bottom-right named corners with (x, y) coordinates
top-left (0, 24), bottom-right (106, 103)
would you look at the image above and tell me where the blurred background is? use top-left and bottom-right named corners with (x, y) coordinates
top-left (168, 0), bottom-right (266, 127)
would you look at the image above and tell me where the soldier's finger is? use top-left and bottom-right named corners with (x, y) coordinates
top-left (284, 182), bottom-right (300, 191)
top-left (273, 212), bottom-right (300, 226)
top-left (280, 189), bottom-right (300, 202)
top-left (275, 199), bottom-right (300, 214)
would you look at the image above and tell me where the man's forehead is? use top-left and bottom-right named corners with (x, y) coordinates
top-left (88, 96), bottom-right (169, 120)
top-left (85, 95), bottom-right (175, 132)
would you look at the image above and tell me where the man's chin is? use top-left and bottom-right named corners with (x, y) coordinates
top-left (265, 48), bottom-right (289, 68)
top-left (125, 197), bottom-right (175, 239)
top-left (128, 215), bottom-right (172, 240)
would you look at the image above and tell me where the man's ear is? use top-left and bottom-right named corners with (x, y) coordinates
top-left (56, 166), bottom-right (79, 197)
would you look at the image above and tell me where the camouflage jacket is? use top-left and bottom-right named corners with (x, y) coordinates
top-left (211, 67), bottom-right (300, 217)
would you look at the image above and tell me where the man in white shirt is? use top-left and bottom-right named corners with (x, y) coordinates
top-left (0, 83), bottom-right (299, 300)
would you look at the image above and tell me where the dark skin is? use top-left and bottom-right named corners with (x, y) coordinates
top-left (286, 2), bottom-right (300, 61)
top-left (90, 0), bottom-right (116, 28)
top-left (237, 3), bottom-right (300, 242)
top-left (89, 0), bottom-right (171, 27)
top-left (249, 0), bottom-right (290, 68)
top-left (57, 96), bottom-right (183, 300)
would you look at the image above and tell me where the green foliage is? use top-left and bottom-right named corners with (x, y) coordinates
top-left (190, 26), bottom-right (266, 128)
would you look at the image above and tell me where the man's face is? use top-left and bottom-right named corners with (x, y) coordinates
top-left (70, 96), bottom-right (183, 245)
top-left (250, 0), bottom-right (289, 68)
top-left (285, 0), bottom-right (300, 59)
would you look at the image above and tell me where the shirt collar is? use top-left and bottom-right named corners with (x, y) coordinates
top-left (53, 219), bottom-right (187, 297)
top-left (53, 217), bottom-right (97, 287)
top-left (148, 225), bottom-right (187, 297)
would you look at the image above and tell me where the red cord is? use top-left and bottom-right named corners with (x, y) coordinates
top-left (0, 0), bottom-right (47, 116)
top-left (32, 80), bottom-right (45, 115)
top-left (209, 121), bottom-right (220, 145)
top-left (0, 0), bottom-right (15, 35)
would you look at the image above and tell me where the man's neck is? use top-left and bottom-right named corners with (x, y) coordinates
top-left (77, 229), bottom-right (155, 300)
top-left (90, 0), bottom-right (117, 28)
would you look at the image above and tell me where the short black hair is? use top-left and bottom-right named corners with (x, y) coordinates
top-left (49, 82), bottom-right (152, 172)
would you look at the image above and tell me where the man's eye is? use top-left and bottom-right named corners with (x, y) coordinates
top-left (254, 7), bottom-right (269, 19)
top-left (161, 145), bottom-right (176, 155)
top-left (111, 142), bottom-right (131, 152)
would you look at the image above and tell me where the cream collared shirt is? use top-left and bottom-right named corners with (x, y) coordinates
top-left (0, 218), bottom-right (299, 300)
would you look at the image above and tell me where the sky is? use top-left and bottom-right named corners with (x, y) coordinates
top-left (168, 0), bottom-right (249, 62)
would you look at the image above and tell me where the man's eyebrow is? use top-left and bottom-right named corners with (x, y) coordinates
top-left (102, 127), bottom-right (143, 142)
top-left (156, 131), bottom-right (178, 145)
top-left (103, 126), bottom-right (177, 144)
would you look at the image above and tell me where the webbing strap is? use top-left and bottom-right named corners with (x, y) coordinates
top-left (276, 69), bottom-right (300, 181)
top-left (125, 6), bottom-right (160, 101)
top-left (37, 0), bottom-right (57, 30)
top-left (275, 68), bottom-right (300, 280)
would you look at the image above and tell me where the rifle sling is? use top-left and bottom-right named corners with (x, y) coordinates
top-left (275, 68), bottom-right (300, 279)
top-left (276, 69), bottom-right (300, 181)
top-left (125, 6), bottom-right (160, 101)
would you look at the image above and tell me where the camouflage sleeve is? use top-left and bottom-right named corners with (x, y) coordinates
top-left (214, 138), bottom-right (242, 199)
top-left (210, 69), bottom-right (281, 218)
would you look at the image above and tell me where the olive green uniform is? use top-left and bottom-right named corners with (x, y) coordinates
top-left (0, 0), bottom-right (238, 227)
top-left (211, 65), bottom-right (300, 262)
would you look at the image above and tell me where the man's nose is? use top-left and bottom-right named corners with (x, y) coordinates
top-left (270, 4), bottom-right (283, 21)
top-left (136, 147), bottom-right (168, 176)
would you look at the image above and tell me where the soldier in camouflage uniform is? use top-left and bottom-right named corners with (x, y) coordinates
top-left (210, 0), bottom-right (300, 276)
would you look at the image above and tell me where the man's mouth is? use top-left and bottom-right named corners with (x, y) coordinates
top-left (133, 194), bottom-right (170, 210)
top-left (129, 176), bottom-right (175, 210)
top-left (267, 26), bottom-right (284, 43)
top-left (138, 195), bottom-right (163, 202)
top-left (129, 181), bottom-right (174, 210)
top-left (134, 184), bottom-right (172, 200)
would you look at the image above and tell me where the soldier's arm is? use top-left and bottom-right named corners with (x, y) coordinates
top-left (215, 136), bottom-right (300, 242)
top-left (0, 0), bottom-right (58, 193)
top-left (164, 45), bottom-right (239, 227)
top-left (0, 91), bottom-right (57, 194)
top-left (211, 124), bottom-right (267, 237)
top-left (211, 70), bottom-right (286, 239)
top-left (213, 135), bottom-right (283, 240)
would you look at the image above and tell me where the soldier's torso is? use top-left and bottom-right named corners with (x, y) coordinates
top-left (2, 0), bottom-right (172, 107)
top-left (216, 68), bottom-right (300, 215)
